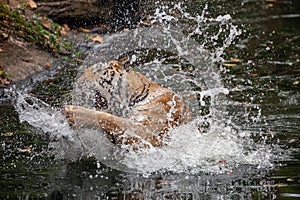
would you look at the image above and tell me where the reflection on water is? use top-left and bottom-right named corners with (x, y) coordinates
top-left (1, 0), bottom-right (300, 199)
top-left (45, 163), bottom-right (277, 199)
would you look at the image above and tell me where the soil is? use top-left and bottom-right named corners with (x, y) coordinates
top-left (0, 0), bottom-right (90, 85)
top-left (0, 0), bottom-right (146, 86)
top-left (0, 36), bottom-right (56, 83)
top-left (0, 0), bottom-right (59, 85)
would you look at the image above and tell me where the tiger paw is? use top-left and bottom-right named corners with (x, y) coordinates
top-left (64, 105), bottom-right (99, 128)
top-left (64, 105), bottom-right (77, 127)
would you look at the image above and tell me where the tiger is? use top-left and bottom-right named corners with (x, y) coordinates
top-left (64, 60), bottom-right (190, 150)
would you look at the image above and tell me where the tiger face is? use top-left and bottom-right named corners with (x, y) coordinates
top-left (74, 61), bottom-right (131, 117)
top-left (65, 61), bottom-right (190, 149)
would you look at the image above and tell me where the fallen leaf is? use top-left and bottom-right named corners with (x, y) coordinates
top-left (264, 131), bottom-right (275, 136)
top-left (233, 87), bottom-right (242, 92)
top-left (17, 146), bottom-right (32, 153)
top-left (230, 58), bottom-right (241, 63)
top-left (60, 30), bottom-right (68, 36)
top-left (27, 0), bottom-right (37, 9)
top-left (2, 32), bottom-right (9, 39)
top-left (172, 66), bottom-right (180, 71)
top-left (287, 178), bottom-right (295, 182)
top-left (63, 24), bottom-right (70, 31)
top-left (89, 36), bottom-right (103, 43)
top-left (45, 62), bottom-right (52, 68)
top-left (0, 78), bottom-right (10, 85)
top-left (249, 73), bottom-right (258, 77)
top-left (79, 27), bottom-right (91, 33)
top-left (2, 132), bottom-right (14, 136)
top-left (223, 63), bottom-right (237, 67)
top-left (42, 21), bottom-right (51, 30)
top-left (263, 183), bottom-right (286, 188)
top-left (293, 81), bottom-right (299, 85)
top-left (24, 147), bottom-right (32, 153)
top-left (74, 58), bottom-right (84, 63)
top-left (260, 43), bottom-right (267, 47)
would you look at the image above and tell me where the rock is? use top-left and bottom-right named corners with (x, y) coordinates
top-left (35, 0), bottom-right (114, 22)
top-left (0, 0), bottom-right (74, 84)
top-left (0, 0), bottom-right (145, 86)
top-left (34, 0), bottom-right (142, 30)
top-left (0, 36), bottom-right (56, 82)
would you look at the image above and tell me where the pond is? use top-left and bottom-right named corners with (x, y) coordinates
top-left (1, 0), bottom-right (299, 199)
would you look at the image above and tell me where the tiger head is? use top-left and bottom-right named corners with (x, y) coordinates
top-left (73, 61), bottom-right (149, 118)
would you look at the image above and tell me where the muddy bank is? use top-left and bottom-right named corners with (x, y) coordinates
top-left (0, 0), bottom-right (144, 86)
top-left (0, 0), bottom-right (71, 84)
top-left (0, 36), bottom-right (57, 83)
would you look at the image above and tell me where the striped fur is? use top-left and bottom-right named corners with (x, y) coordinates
top-left (65, 61), bottom-right (190, 149)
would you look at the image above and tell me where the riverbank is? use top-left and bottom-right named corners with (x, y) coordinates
top-left (0, 0), bottom-right (71, 85)
top-left (0, 0), bottom-right (145, 85)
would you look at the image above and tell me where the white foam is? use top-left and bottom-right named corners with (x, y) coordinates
top-left (121, 119), bottom-right (272, 174)
top-left (13, 5), bottom-right (275, 174)
top-left (15, 92), bottom-right (74, 141)
top-left (14, 87), bottom-right (273, 174)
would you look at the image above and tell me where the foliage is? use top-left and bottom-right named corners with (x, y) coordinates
top-left (0, 2), bottom-right (72, 54)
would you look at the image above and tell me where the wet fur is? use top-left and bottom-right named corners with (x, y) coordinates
top-left (64, 61), bottom-right (190, 149)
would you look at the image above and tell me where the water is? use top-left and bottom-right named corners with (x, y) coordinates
top-left (15, 11), bottom-right (268, 174)
top-left (1, 0), bottom-right (300, 199)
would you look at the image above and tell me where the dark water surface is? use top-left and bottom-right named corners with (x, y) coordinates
top-left (1, 0), bottom-right (300, 199)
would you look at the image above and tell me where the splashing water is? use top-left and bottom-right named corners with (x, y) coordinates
top-left (15, 92), bottom-right (73, 141)
top-left (14, 5), bottom-right (275, 174)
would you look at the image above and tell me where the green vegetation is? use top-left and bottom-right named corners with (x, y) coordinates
top-left (0, 2), bottom-right (72, 54)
